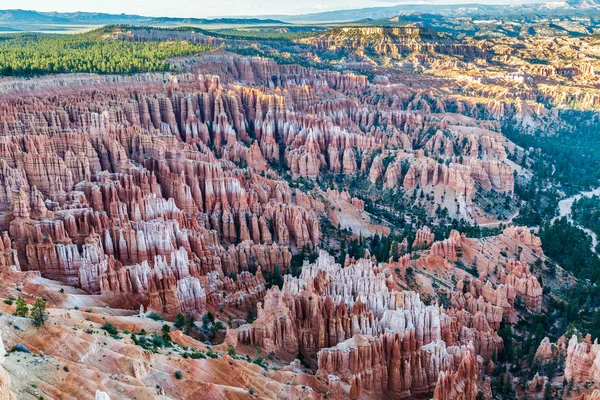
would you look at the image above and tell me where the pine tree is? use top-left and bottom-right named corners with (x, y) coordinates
top-left (228, 345), bottom-right (236, 357)
top-left (161, 324), bottom-right (172, 345)
top-left (184, 313), bottom-right (195, 335)
top-left (543, 382), bottom-right (553, 400)
top-left (13, 296), bottom-right (28, 317)
top-left (273, 264), bottom-right (283, 289)
top-left (31, 299), bottom-right (48, 327)
top-left (175, 312), bottom-right (185, 330)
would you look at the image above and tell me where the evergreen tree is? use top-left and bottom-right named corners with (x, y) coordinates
top-left (228, 345), bottom-right (236, 357)
top-left (543, 382), bottom-right (553, 400)
top-left (13, 296), bottom-right (28, 317)
top-left (202, 311), bottom-right (215, 328)
top-left (272, 265), bottom-right (283, 289)
top-left (0, 27), bottom-right (213, 77)
top-left (31, 299), bottom-right (48, 327)
top-left (174, 312), bottom-right (185, 330)
top-left (161, 324), bottom-right (172, 345)
top-left (184, 313), bottom-right (195, 335)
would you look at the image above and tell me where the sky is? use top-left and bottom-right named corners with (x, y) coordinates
top-left (1, 0), bottom-right (552, 17)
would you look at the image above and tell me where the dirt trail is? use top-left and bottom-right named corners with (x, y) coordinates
top-left (552, 187), bottom-right (600, 253)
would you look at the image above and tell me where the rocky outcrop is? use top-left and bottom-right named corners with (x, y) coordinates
top-left (534, 337), bottom-right (560, 365)
top-left (369, 155), bottom-right (384, 183)
top-left (431, 230), bottom-right (463, 262)
top-left (300, 27), bottom-right (487, 60)
top-left (581, 391), bottom-right (600, 400)
top-left (96, 390), bottom-right (111, 400)
top-left (0, 334), bottom-right (14, 400)
top-left (234, 250), bottom-right (501, 398)
top-left (0, 74), bottom-right (332, 317)
top-left (565, 334), bottom-right (600, 384)
top-left (503, 227), bottom-right (542, 252)
top-left (0, 35), bottom-right (592, 400)
top-left (503, 260), bottom-right (543, 312)
top-left (413, 226), bottom-right (435, 249)
top-left (236, 288), bottom-right (299, 356)
top-left (317, 334), bottom-right (480, 399)
top-left (433, 347), bottom-right (480, 400)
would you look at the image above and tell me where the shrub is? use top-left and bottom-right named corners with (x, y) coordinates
top-left (174, 370), bottom-right (183, 380)
top-left (253, 357), bottom-right (266, 367)
top-left (151, 334), bottom-right (164, 348)
top-left (227, 345), bottom-right (236, 357)
top-left (207, 349), bottom-right (218, 358)
top-left (102, 322), bottom-right (118, 335)
top-left (213, 321), bottom-right (225, 331)
top-left (147, 312), bottom-right (163, 321)
top-left (190, 352), bottom-right (206, 359)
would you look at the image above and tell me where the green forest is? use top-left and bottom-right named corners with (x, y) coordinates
top-left (572, 194), bottom-right (600, 240)
top-left (539, 217), bottom-right (600, 282)
top-left (504, 111), bottom-right (600, 196)
top-left (0, 28), bottom-right (213, 76)
top-left (500, 108), bottom-right (600, 343)
top-left (213, 28), bottom-right (319, 41)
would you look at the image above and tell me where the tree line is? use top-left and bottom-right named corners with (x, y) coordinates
top-left (0, 29), bottom-right (213, 76)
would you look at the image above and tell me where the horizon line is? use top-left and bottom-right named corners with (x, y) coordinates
top-left (0, 1), bottom-right (559, 20)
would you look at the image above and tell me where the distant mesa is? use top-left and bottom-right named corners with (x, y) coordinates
top-left (0, 9), bottom-right (287, 32)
